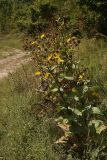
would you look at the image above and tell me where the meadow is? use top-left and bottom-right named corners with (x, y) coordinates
top-left (0, 34), bottom-right (107, 159)
top-left (0, 0), bottom-right (107, 159)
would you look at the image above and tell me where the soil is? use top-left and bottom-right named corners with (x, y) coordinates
top-left (0, 49), bottom-right (30, 80)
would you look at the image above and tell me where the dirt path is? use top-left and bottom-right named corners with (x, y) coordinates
top-left (0, 49), bottom-right (30, 80)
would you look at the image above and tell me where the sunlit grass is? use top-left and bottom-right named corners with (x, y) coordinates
top-left (79, 38), bottom-right (107, 82)
top-left (0, 63), bottom-right (60, 160)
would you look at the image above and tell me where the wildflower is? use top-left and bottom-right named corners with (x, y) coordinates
top-left (35, 71), bottom-right (42, 76)
top-left (47, 54), bottom-right (53, 61)
top-left (44, 73), bottom-right (51, 80)
top-left (78, 73), bottom-right (85, 80)
top-left (57, 57), bottom-right (64, 64)
top-left (40, 34), bottom-right (45, 39)
top-left (31, 41), bottom-right (37, 45)
top-left (54, 53), bottom-right (60, 59)
top-left (54, 53), bottom-right (64, 64)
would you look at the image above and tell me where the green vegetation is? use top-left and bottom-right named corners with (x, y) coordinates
top-left (0, 65), bottom-right (60, 160)
top-left (27, 29), bottom-right (107, 159)
top-left (0, 0), bottom-right (107, 159)
top-left (0, 0), bottom-right (107, 35)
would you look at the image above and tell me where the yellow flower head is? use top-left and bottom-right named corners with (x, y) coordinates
top-left (40, 34), bottom-right (45, 39)
top-left (54, 53), bottom-right (60, 59)
top-left (57, 57), bottom-right (64, 64)
top-left (35, 71), bottom-right (42, 76)
top-left (31, 41), bottom-right (37, 45)
top-left (78, 73), bottom-right (85, 80)
top-left (47, 54), bottom-right (53, 61)
top-left (44, 73), bottom-right (51, 80)
top-left (54, 53), bottom-right (64, 64)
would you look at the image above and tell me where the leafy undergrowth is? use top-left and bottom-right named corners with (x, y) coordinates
top-left (0, 63), bottom-right (61, 160)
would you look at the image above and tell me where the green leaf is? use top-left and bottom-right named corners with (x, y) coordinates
top-left (89, 120), bottom-right (103, 128)
top-left (50, 65), bottom-right (58, 71)
top-left (60, 87), bottom-right (63, 92)
top-left (64, 76), bottom-right (74, 80)
top-left (96, 125), bottom-right (107, 134)
top-left (89, 120), bottom-right (106, 134)
top-left (92, 107), bottom-right (103, 115)
top-left (51, 88), bottom-right (58, 92)
top-left (72, 108), bottom-right (82, 116)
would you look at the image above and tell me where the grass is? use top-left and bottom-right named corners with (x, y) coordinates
top-left (0, 35), bottom-right (107, 159)
top-left (0, 34), bottom-right (23, 59)
top-left (0, 63), bottom-right (60, 160)
top-left (79, 38), bottom-right (107, 84)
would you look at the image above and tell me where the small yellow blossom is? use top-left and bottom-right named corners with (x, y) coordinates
top-left (35, 71), bottom-right (42, 76)
top-left (79, 75), bottom-right (83, 79)
top-left (47, 54), bottom-right (53, 61)
top-left (54, 53), bottom-right (64, 64)
top-left (78, 73), bottom-right (85, 80)
top-left (57, 57), bottom-right (64, 64)
top-left (54, 53), bottom-right (60, 59)
top-left (31, 41), bottom-right (37, 45)
top-left (40, 34), bottom-right (45, 39)
top-left (44, 73), bottom-right (51, 80)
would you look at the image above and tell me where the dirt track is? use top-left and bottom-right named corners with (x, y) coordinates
top-left (0, 49), bottom-right (30, 80)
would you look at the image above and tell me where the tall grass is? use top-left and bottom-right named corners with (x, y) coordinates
top-left (0, 63), bottom-right (60, 160)
top-left (79, 38), bottom-right (107, 83)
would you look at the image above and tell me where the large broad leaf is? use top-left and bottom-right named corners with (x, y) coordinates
top-left (92, 107), bottom-right (103, 115)
top-left (96, 125), bottom-right (107, 134)
top-left (72, 108), bottom-right (82, 116)
top-left (89, 120), bottom-right (106, 134)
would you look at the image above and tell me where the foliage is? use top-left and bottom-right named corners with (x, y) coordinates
top-left (26, 26), bottom-right (107, 159)
top-left (77, 0), bottom-right (107, 35)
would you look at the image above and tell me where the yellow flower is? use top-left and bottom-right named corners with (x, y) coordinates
top-left (78, 73), bottom-right (85, 80)
top-left (31, 41), bottom-right (37, 45)
top-left (47, 54), bottom-right (53, 61)
top-left (54, 53), bottom-right (64, 64)
top-left (44, 73), bottom-right (51, 80)
top-left (40, 34), bottom-right (45, 39)
top-left (79, 75), bottom-right (83, 80)
top-left (54, 53), bottom-right (60, 59)
top-left (35, 71), bottom-right (42, 76)
top-left (57, 57), bottom-right (64, 64)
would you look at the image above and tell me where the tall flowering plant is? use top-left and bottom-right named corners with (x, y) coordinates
top-left (26, 32), bottom-right (107, 158)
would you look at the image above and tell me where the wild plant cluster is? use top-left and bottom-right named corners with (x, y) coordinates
top-left (24, 28), bottom-right (107, 159)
